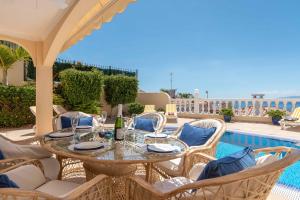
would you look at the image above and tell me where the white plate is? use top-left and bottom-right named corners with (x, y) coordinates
top-left (144, 133), bottom-right (168, 138)
top-left (73, 141), bottom-right (104, 151)
top-left (76, 125), bottom-right (93, 129)
top-left (147, 143), bottom-right (180, 153)
top-left (48, 131), bottom-right (74, 138)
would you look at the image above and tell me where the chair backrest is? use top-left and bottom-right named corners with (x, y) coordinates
top-left (175, 119), bottom-right (226, 156)
top-left (291, 107), bottom-right (300, 122)
top-left (53, 105), bottom-right (67, 115)
top-left (53, 111), bottom-right (99, 131)
top-left (165, 104), bottom-right (177, 115)
top-left (131, 147), bottom-right (298, 200)
top-left (129, 112), bottom-right (167, 132)
top-left (144, 105), bottom-right (156, 113)
top-left (170, 147), bottom-right (300, 200)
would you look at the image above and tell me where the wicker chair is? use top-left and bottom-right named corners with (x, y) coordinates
top-left (52, 111), bottom-right (101, 181)
top-left (129, 112), bottom-right (167, 133)
top-left (154, 119), bottom-right (226, 178)
top-left (52, 111), bottom-right (99, 131)
top-left (0, 159), bottom-right (111, 200)
top-left (126, 147), bottom-right (300, 200)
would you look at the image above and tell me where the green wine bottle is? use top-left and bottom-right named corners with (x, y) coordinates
top-left (114, 104), bottom-right (124, 141)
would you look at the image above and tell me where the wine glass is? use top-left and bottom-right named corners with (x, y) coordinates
top-left (132, 114), bottom-right (137, 130)
top-left (131, 114), bottom-right (138, 141)
top-left (122, 117), bottom-right (129, 145)
top-left (101, 111), bottom-right (107, 126)
top-left (71, 114), bottom-right (80, 144)
top-left (152, 117), bottom-right (160, 143)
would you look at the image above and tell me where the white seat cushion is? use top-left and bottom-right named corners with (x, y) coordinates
top-left (36, 180), bottom-right (80, 198)
top-left (5, 165), bottom-right (46, 190)
top-left (153, 177), bottom-right (194, 193)
top-left (39, 157), bottom-right (60, 180)
top-left (156, 158), bottom-right (183, 176)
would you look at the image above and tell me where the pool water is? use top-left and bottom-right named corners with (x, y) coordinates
top-left (217, 132), bottom-right (300, 189)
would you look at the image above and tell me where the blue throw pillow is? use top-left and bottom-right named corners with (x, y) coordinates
top-left (0, 151), bottom-right (4, 160)
top-left (135, 117), bottom-right (157, 132)
top-left (197, 147), bottom-right (256, 181)
top-left (179, 123), bottom-right (216, 146)
top-left (61, 116), bottom-right (72, 129)
top-left (78, 117), bottom-right (93, 126)
top-left (0, 174), bottom-right (18, 188)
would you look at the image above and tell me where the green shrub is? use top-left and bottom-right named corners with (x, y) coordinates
top-left (220, 108), bottom-right (234, 117)
top-left (267, 110), bottom-right (286, 119)
top-left (157, 107), bottom-right (165, 112)
top-left (128, 103), bottom-right (144, 115)
top-left (104, 75), bottom-right (138, 108)
top-left (59, 69), bottom-right (103, 114)
top-left (0, 85), bottom-right (35, 127)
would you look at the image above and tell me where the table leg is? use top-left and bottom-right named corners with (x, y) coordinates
top-left (145, 163), bottom-right (153, 182)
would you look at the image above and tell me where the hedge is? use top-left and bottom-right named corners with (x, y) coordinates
top-left (26, 59), bottom-right (137, 81)
top-left (59, 69), bottom-right (104, 114)
top-left (104, 75), bottom-right (138, 108)
top-left (0, 85), bottom-right (35, 127)
top-left (128, 102), bottom-right (144, 115)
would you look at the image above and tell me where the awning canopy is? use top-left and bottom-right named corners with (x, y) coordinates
top-left (0, 0), bottom-right (135, 135)
top-left (0, 0), bottom-right (135, 66)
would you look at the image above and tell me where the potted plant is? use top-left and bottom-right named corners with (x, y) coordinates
top-left (220, 108), bottom-right (234, 122)
top-left (267, 110), bottom-right (286, 125)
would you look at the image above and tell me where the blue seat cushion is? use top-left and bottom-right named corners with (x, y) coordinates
top-left (61, 116), bottom-right (72, 129)
top-left (179, 123), bottom-right (216, 146)
top-left (61, 116), bottom-right (93, 129)
top-left (0, 174), bottom-right (18, 188)
top-left (78, 117), bottom-right (93, 126)
top-left (197, 147), bottom-right (256, 181)
top-left (135, 117), bottom-right (157, 132)
top-left (0, 151), bottom-right (4, 160)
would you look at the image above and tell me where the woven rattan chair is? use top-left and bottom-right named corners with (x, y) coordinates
top-left (0, 159), bottom-right (112, 200)
top-left (51, 111), bottom-right (100, 180)
top-left (154, 119), bottom-right (226, 178)
top-left (129, 112), bottom-right (167, 133)
top-left (126, 147), bottom-right (300, 200)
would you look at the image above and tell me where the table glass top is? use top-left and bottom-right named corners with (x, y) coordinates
top-left (43, 129), bottom-right (187, 163)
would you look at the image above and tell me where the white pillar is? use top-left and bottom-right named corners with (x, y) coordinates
top-left (36, 66), bottom-right (53, 136)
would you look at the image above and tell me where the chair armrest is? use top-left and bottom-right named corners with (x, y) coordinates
top-left (0, 158), bottom-right (29, 171)
top-left (125, 176), bottom-right (164, 200)
top-left (63, 175), bottom-right (112, 200)
top-left (0, 159), bottom-right (44, 175)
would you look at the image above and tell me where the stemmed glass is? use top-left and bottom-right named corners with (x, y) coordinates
top-left (100, 111), bottom-right (107, 128)
top-left (71, 114), bottom-right (80, 144)
top-left (122, 117), bottom-right (129, 146)
top-left (131, 114), bottom-right (137, 141)
top-left (152, 117), bottom-right (159, 143)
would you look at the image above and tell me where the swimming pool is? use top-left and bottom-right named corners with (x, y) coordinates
top-left (217, 131), bottom-right (300, 189)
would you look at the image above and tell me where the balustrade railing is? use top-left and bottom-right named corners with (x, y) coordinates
top-left (170, 98), bottom-right (300, 117)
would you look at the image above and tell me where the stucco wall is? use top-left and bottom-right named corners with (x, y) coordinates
top-left (0, 61), bottom-right (25, 86)
top-left (136, 92), bottom-right (171, 111)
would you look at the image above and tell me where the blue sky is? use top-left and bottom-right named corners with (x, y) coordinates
top-left (60, 0), bottom-right (300, 98)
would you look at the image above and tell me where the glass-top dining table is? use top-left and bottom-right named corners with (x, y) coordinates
top-left (42, 128), bottom-right (188, 198)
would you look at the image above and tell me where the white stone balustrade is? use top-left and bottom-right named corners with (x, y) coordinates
top-left (170, 98), bottom-right (300, 117)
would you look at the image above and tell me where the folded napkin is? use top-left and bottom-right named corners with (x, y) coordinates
top-left (147, 144), bottom-right (180, 153)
